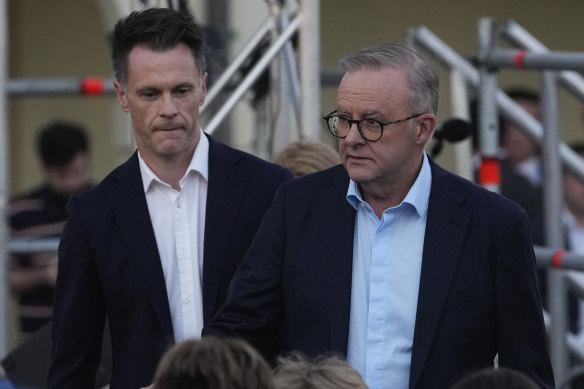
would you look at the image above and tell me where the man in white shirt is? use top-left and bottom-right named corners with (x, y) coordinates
top-left (48, 8), bottom-right (292, 389)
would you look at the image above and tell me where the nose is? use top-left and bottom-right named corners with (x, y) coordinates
top-left (160, 93), bottom-right (178, 117)
top-left (344, 121), bottom-right (365, 145)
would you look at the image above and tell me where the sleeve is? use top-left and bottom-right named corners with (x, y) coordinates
top-left (495, 207), bottom-right (556, 388)
top-left (203, 183), bottom-right (288, 361)
top-left (48, 198), bottom-right (106, 389)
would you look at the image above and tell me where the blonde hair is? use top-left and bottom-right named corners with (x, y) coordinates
top-left (273, 353), bottom-right (368, 389)
top-left (273, 140), bottom-right (341, 177)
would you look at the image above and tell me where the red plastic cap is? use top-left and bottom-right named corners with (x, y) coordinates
top-left (81, 77), bottom-right (104, 95)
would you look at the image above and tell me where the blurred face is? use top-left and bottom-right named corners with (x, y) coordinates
top-left (501, 99), bottom-right (540, 164)
top-left (564, 158), bottom-right (584, 218)
top-left (337, 67), bottom-right (435, 196)
top-left (45, 152), bottom-right (91, 197)
top-left (114, 44), bottom-right (207, 166)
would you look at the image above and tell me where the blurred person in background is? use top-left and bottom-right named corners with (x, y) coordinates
top-left (273, 140), bottom-right (341, 178)
top-left (7, 121), bottom-right (92, 338)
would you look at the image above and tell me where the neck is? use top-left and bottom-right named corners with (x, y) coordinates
top-left (142, 152), bottom-right (194, 191)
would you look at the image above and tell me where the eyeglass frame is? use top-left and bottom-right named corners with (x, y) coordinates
top-left (323, 110), bottom-right (425, 142)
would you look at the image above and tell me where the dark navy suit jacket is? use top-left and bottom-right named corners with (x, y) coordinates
top-left (48, 135), bottom-right (293, 389)
top-left (204, 160), bottom-right (555, 389)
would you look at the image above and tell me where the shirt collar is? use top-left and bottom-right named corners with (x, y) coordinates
top-left (346, 152), bottom-right (432, 218)
top-left (139, 128), bottom-right (209, 192)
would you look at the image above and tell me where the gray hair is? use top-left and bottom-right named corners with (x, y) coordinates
top-left (339, 43), bottom-right (439, 115)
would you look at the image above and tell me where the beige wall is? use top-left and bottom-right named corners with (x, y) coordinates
top-left (8, 0), bottom-right (128, 195)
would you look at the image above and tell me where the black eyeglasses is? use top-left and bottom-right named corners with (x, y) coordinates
top-left (323, 111), bottom-right (424, 142)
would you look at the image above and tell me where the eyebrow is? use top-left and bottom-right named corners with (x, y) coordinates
top-left (336, 108), bottom-right (384, 118)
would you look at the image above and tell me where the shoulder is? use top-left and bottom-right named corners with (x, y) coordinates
top-left (278, 164), bottom-right (348, 197)
top-left (207, 135), bottom-right (293, 179)
top-left (68, 154), bottom-right (139, 209)
top-left (430, 160), bottom-right (526, 217)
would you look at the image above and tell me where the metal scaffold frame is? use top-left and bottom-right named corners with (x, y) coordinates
top-left (0, 0), bottom-right (320, 376)
top-left (408, 18), bottom-right (584, 387)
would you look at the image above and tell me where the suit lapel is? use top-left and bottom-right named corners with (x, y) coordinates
top-left (409, 162), bottom-right (472, 388)
top-left (105, 153), bottom-right (174, 337)
top-left (202, 136), bottom-right (248, 324)
top-left (319, 167), bottom-right (356, 354)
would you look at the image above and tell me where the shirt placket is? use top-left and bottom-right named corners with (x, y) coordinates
top-left (173, 194), bottom-right (197, 338)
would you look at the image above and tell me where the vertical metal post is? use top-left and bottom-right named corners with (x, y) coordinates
top-left (299, 0), bottom-right (320, 140)
top-left (0, 0), bottom-right (8, 368)
top-left (477, 18), bottom-right (500, 193)
top-left (449, 70), bottom-right (473, 180)
top-left (541, 71), bottom-right (568, 383)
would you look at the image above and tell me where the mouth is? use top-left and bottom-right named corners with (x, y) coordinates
top-left (156, 126), bottom-right (183, 132)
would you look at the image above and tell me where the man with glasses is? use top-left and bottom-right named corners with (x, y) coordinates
top-left (204, 43), bottom-right (554, 389)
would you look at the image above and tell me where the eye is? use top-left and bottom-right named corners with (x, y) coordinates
top-left (139, 90), bottom-right (158, 100)
top-left (174, 85), bottom-right (193, 97)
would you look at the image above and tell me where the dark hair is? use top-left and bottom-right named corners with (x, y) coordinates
top-left (111, 7), bottom-right (207, 87)
top-left (339, 43), bottom-right (439, 115)
top-left (153, 337), bottom-right (275, 389)
top-left (506, 87), bottom-right (540, 104)
top-left (450, 367), bottom-right (539, 389)
top-left (37, 121), bottom-right (89, 167)
top-left (569, 141), bottom-right (584, 156)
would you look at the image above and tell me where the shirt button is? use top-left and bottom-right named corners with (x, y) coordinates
top-left (185, 297), bottom-right (191, 303)
top-left (177, 201), bottom-right (182, 208)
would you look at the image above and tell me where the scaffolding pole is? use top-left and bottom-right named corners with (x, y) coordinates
top-left (299, 0), bottom-right (320, 140)
top-left (204, 13), bottom-right (302, 135)
top-left (408, 25), bottom-right (584, 184)
top-left (540, 70), bottom-right (568, 381)
top-left (0, 0), bottom-right (8, 371)
top-left (476, 18), bottom-right (501, 193)
top-left (500, 20), bottom-right (584, 103)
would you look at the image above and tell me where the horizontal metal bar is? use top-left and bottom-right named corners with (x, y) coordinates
top-left (485, 49), bottom-right (584, 71)
top-left (8, 237), bottom-right (60, 253)
top-left (500, 20), bottom-right (584, 103)
top-left (7, 77), bottom-right (116, 97)
top-left (535, 246), bottom-right (584, 271)
top-left (409, 26), bottom-right (584, 184)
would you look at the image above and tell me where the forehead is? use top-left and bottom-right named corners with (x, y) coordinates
top-left (337, 67), bottom-right (409, 113)
top-left (126, 44), bottom-right (199, 82)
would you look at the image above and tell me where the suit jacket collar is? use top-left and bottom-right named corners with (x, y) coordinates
top-left (318, 166), bottom-right (357, 354)
top-left (202, 135), bottom-right (250, 324)
top-left (409, 160), bottom-right (472, 388)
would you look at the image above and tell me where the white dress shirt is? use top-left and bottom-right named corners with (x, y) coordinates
top-left (138, 129), bottom-right (209, 342)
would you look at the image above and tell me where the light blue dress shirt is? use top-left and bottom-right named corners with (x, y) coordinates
top-left (346, 153), bottom-right (432, 389)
